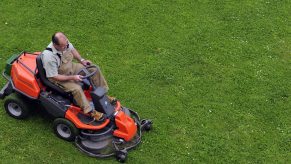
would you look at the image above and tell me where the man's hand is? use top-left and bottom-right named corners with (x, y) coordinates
top-left (72, 75), bottom-right (84, 82)
top-left (81, 59), bottom-right (92, 66)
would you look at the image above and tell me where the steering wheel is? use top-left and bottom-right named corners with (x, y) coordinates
top-left (76, 65), bottom-right (98, 79)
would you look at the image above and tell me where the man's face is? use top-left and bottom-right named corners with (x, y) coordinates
top-left (54, 36), bottom-right (69, 52)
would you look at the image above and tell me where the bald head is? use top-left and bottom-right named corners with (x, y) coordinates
top-left (52, 32), bottom-right (67, 45)
top-left (52, 32), bottom-right (69, 51)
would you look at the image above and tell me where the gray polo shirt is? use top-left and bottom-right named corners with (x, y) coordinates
top-left (41, 42), bottom-right (75, 78)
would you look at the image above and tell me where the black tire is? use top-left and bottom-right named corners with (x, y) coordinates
top-left (53, 118), bottom-right (79, 141)
top-left (116, 150), bottom-right (127, 163)
top-left (117, 154), bottom-right (127, 163)
top-left (4, 93), bottom-right (31, 119)
top-left (141, 120), bottom-right (153, 131)
top-left (144, 123), bottom-right (152, 131)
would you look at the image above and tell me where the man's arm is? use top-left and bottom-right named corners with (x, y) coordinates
top-left (71, 48), bottom-right (83, 62)
top-left (43, 51), bottom-right (84, 82)
top-left (50, 74), bottom-right (83, 82)
top-left (71, 48), bottom-right (92, 66)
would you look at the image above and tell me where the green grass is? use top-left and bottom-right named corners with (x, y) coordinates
top-left (0, 0), bottom-right (290, 163)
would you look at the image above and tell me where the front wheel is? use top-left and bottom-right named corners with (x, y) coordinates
top-left (4, 93), bottom-right (30, 119)
top-left (116, 149), bottom-right (127, 163)
top-left (53, 118), bottom-right (79, 141)
top-left (141, 120), bottom-right (153, 131)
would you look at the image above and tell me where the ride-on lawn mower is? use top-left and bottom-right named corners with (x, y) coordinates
top-left (0, 51), bottom-right (152, 162)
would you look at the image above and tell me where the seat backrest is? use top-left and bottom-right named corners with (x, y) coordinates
top-left (36, 54), bottom-right (70, 98)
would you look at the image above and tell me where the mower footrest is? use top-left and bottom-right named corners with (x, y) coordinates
top-left (0, 82), bottom-right (12, 99)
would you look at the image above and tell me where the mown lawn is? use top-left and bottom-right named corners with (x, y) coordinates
top-left (0, 0), bottom-right (290, 163)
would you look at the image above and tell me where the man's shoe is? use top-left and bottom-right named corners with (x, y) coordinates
top-left (107, 96), bottom-right (117, 105)
top-left (91, 110), bottom-right (105, 121)
top-left (96, 114), bottom-right (106, 122)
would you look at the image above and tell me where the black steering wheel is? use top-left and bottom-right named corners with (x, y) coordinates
top-left (76, 65), bottom-right (98, 79)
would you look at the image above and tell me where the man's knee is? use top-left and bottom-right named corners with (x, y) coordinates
top-left (88, 66), bottom-right (100, 73)
top-left (69, 84), bottom-right (83, 94)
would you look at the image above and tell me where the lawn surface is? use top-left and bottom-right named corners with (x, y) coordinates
top-left (0, 0), bottom-right (290, 163)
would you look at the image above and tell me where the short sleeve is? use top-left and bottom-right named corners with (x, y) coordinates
top-left (44, 60), bottom-right (58, 77)
top-left (68, 42), bottom-right (75, 51)
top-left (42, 53), bottom-right (59, 78)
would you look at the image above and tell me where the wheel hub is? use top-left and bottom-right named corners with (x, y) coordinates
top-left (7, 102), bottom-right (22, 116)
top-left (57, 124), bottom-right (72, 138)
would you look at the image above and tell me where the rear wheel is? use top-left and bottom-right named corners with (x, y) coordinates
top-left (4, 93), bottom-right (30, 119)
top-left (53, 118), bottom-right (79, 141)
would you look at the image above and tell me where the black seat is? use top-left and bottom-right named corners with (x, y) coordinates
top-left (36, 54), bottom-right (72, 99)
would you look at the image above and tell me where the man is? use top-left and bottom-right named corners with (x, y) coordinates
top-left (41, 32), bottom-right (114, 121)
